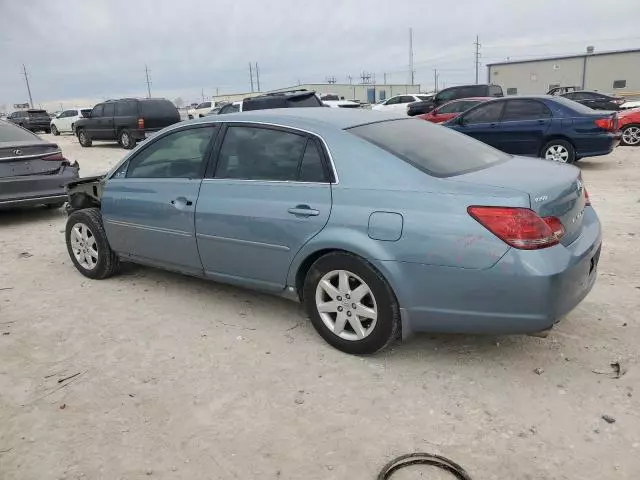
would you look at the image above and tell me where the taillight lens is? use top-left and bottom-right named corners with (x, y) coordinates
top-left (468, 206), bottom-right (564, 250)
top-left (42, 152), bottom-right (65, 161)
top-left (584, 188), bottom-right (591, 206)
top-left (594, 118), bottom-right (615, 131)
top-left (137, 118), bottom-right (145, 129)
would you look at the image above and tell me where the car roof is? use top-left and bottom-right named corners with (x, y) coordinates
top-left (190, 107), bottom-right (404, 130)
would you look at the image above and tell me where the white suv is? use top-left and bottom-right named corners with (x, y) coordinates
top-left (50, 108), bottom-right (92, 135)
top-left (187, 101), bottom-right (217, 119)
top-left (371, 94), bottom-right (433, 112)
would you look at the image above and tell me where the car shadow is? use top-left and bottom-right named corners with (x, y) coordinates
top-left (0, 205), bottom-right (65, 226)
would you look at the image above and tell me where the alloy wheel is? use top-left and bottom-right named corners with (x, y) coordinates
top-left (623, 126), bottom-right (640, 145)
top-left (545, 145), bottom-right (570, 162)
top-left (121, 131), bottom-right (130, 147)
top-left (70, 222), bottom-right (99, 270)
top-left (314, 269), bottom-right (378, 341)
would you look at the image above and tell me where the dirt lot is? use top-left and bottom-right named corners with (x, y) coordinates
top-left (1, 133), bottom-right (639, 479)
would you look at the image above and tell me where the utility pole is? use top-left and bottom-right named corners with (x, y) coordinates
top-left (144, 65), bottom-right (152, 98)
top-left (383, 72), bottom-right (387, 84)
top-left (347, 75), bottom-right (353, 85)
top-left (474, 35), bottom-right (481, 84)
top-left (249, 63), bottom-right (254, 92)
top-left (22, 64), bottom-right (34, 107)
top-left (409, 28), bottom-right (414, 85)
top-left (255, 62), bottom-right (261, 92)
top-left (326, 76), bottom-right (336, 84)
top-left (201, 88), bottom-right (205, 103)
top-left (216, 87), bottom-right (219, 96)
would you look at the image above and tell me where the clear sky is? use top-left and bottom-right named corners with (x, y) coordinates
top-left (1, 0), bottom-right (639, 110)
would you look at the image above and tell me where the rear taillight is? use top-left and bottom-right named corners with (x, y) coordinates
top-left (614, 98), bottom-right (625, 104)
top-left (137, 118), bottom-right (145, 129)
top-left (584, 188), bottom-right (591, 206)
top-left (467, 206), bottom-right (564, 250)
top-left (42, 152), bottom-right (65, 161)
top-left (594, 118), bottom-right (615, 131)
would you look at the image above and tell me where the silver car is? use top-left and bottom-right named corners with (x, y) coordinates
top-left (64, 109), bottom-right (601, 354)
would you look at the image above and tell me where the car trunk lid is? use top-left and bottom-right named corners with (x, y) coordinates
top-left (451, 156), bottom-right (588, 245)
top-left (0, 140), bottom-right (65, 178)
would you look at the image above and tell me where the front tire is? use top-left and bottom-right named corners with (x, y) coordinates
top-left (541, 139), bottom-right (575, 164)
top-left (65, 208), bottom-right (120, 279)
top-left (51, 124), bottom-right (60, 136)
top-left (302, 252), bottom-right (400, 354)
top-left (621, 124), bottom-right (640, 146)
top-left (118, 129), bottom-right (136, 149)
top-left (77, 128), bottom-right (92, 147)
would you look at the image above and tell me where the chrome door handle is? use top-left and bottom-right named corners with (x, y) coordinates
top-left (288, 205), bottom-right (320, 217)
top-left (171, 197), bottom-right (193, 207)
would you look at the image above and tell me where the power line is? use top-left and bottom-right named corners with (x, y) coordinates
top-left (144, 65), bottom-right (152, 98)
top-left (22, 64), bottom-right (33, 107)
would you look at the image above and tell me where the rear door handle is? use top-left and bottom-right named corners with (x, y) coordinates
top-left (170, 197), bottom-right (193, 207)
top-left (288, 205), bottom-right (320, 217)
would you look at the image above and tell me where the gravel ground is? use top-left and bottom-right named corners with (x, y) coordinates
top-left (1, 133), bottom-right (639, 479)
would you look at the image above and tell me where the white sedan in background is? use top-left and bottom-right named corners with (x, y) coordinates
top-left (187, 101), bottom-right (217, 119)
top-left (319, 94), bottom-right (361, 109)
top-left (50, 108), bottom-right (92, 135)
top-left (371, 93), bottom-right (433, 112)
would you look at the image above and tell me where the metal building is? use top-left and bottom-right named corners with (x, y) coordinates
top-left (211, 83), bottom-right (421, 105)
top-left (486, 48), bottom-right (640, 97)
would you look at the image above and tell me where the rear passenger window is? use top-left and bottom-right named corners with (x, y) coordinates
top-left (214, 126), bottom-right (307, 181)
top-left (115, 101), bottom-right (137, 116)
top-left (126, 126), bottom-right (217, 179)
top-left (502, 100), bottom-right (551, 121)
top-left (299, 140), bottom-right (327, 182)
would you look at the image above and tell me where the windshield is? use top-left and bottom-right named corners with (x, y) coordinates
top-left (347, 118), bottom-right (509, 177)
top-left (80, 109), bottom-right (92, 117)
top-left (321, 95), bottom-right (340, 101)
top-left (0, 121), bottom-right (39, 142)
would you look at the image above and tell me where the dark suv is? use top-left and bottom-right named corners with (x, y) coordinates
top-left (74, 98), bottom-right (180, 149)
top-left (407, 84), bottom-right (503, 116)
top-left (6, 109), bottom-right (52, 133)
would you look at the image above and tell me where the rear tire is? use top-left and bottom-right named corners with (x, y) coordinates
top-left (118, 129), bottom-right (136, 149)
top-left (51, 125), bottom-right (60, 136)
top-left (302, 252), bottom-right (400, 355)
top-left (44, 128), bottom-right (51, 134)
top-left (621, 124), bottom-right (640, 146)
top-left (541, 139), bottom-right (575, 164)
top-left (65, 208), bottom-right (120, 279)
top-left (77, 128), bottom-right (92, 147)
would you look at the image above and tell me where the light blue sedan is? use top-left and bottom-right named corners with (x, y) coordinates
top-left (64, 109), bottom-right (601, 354)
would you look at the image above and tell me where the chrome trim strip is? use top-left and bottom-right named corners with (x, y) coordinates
top-left (105, 219), bottom-right (192, 237)
top-left (0, 150), bottom-right (63, 161)
top-left (201, 178), bottom-right (329, 185)
top-left (0, 194), bottom-right (66, 205)
top-left (196, 232), bottom-right (290, 251)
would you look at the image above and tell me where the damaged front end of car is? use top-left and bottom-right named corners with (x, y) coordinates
top-left (64, 174), bottom-right (106, 214)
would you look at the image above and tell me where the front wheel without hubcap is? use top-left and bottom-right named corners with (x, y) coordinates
top-left (303, 252), bottom-right (400, 354)
top-left (542, 139), bottom-right (575, 164)
top-left (621, 125), bottom-right (640, 146)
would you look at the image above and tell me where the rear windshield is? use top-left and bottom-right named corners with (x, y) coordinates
top-left (417, 95), bottom-right (433, 101)
top-left (489, 85), bottom-right (503, 97)
top-left (287, 94), bottom-right (323, 107)
top-left (552, 96), bottom-right (598, 114)
top-left (0, 121), bottom-right (39, 142)
top-left (80, 109), bottom-right (92, 117)
top-left (321, 94), bottom-right (340, 101)
top-left (27, 110), bottom-right (49, 118)
top-left (139, 100), bottom-right (179, 117)
top-left (347, 119), bottom-right (509, 177)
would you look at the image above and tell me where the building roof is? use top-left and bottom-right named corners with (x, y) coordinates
top-left (486, 48), bottom-right (640, 67)
top-left (190, 107), bottom-right (404, 130)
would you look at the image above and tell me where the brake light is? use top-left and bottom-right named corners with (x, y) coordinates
top-left (467, 206), bottom-right (564, 250)
top-left (594, 118), bottom-right (615, 131)
top-left (137, 118), bottom-right (145, 129)
top-left (42, 152), bottom-right (65, 161)
top-left (584, 188), bottom-right (591, 206)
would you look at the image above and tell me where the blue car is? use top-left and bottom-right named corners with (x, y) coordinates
top-left (445, 95), bottom-right (619, 163)
top-left (64, 109), bottom-right (601, 354)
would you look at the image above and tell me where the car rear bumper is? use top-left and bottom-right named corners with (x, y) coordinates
top-left (376, 207), bottom-right (602, 336)
top-left (23, 122), bottom-right (51, 131)
top-left (574, 133), bottom-right (619, 157)
top-left (0, 162), bottom-right (79, 209)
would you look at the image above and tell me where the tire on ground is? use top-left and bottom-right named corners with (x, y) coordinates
top-left (541, 139), bottom-right (576, 164)
top-left (77, 128), bottom-right (92, 147)
top-left (302, 251), bottom-right (400, 355)
top-left (65, 207), bottom-right (120, 279)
